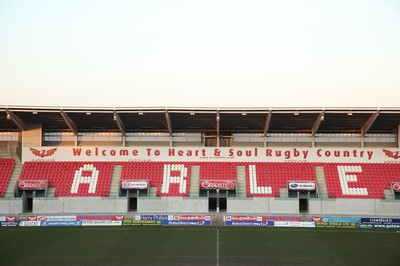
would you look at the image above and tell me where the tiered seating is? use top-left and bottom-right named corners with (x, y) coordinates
top-left (19, 162), bottom-right (114, 197)
top-left (120, 162), bottom-right (193, 196)
top-left (246, 162), bottom-right (317, 197)
top-left (199, 162), bottom-right (236, 181)
top-left (324, 163), bottom-right (400, 199)
top-left (0, 158), bottom-right (14, 197)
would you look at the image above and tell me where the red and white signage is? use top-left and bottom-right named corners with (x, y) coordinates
top-left (18, 180), bottom-right (48, 190)
top-left (37, 216), bottom-right (77, 222)
top-left (288, 182), bottom-right (316, 190)
top-left (121, 180), bottom-right (148, 190)
top-left (392, 182), bottom-right (400, 192)
top-left (6, 216), bottom-right (17, 222)
top-left (22, 146), bottom-right (395, 163)
top-left (77, 215), bottom-right (124, 221)
top-left (200, 180), bottom-right (236, 190)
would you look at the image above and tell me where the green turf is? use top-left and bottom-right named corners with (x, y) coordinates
top-left (0, 227), bottom-right (399, 265)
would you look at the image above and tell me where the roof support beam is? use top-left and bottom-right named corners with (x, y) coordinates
top-left (6, 110), bottom-right (26, 131)
top-left (165, 111), bottom-right (173, 136)
top-left (361, 111), bottom-right (379, 148)
top-left (113, 111), bottom-right (126, 146)
top-left (60, 111), bottom-right (78, 136)
top-left (216, 111), bottom-right (220, 147)
top-left (311, 112), bottom-right (324, 147)
top-left (165, 110), bottom-right (173, 147)
top-left (263, 111), bottom-right (271, 147)
top-left (361, 111), bottom-right (379, 136)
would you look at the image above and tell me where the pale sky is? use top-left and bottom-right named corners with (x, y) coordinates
top-left (0, 0), bottom-right (399, 108)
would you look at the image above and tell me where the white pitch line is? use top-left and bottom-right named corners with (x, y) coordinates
top-left (217, 228), bottom-right (219, 266)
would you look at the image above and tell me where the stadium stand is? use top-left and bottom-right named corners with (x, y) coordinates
top-left (19, 162), bottom-right (114, 197)
top-left (199, 162), bottom-right (236, 181)
top-left (120, 162), bottom-right (192, 196)
top-left (324, 163), bottom-right (400, 199)
top-left (246, 162), bottom-right (317, 197)
top-left (13, 161), bottom-right (400, 199)
top-left (0, 158), bottom-right (14, 197)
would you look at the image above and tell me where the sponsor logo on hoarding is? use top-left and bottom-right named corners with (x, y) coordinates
top-left (382, 149), bottom-right (400, 159)
top-left (360, 218), bottom-right (400, 225)
top-left (316, 222), bottom-right (357, 228)
top-left (30, 147), bottom-right (57, 158)
top-left (37, 216), bottom-right (77, 222)
top-left (41, 221), bottom-right (82, 226)
top-left (312, 216), bottom-right (322, 222)
top-left (288, 182), bottom-right (316, 190)
top-left (225, 221), bottom-right (275, 227)
top-left (81, 220), bottom-right (122, 226)
top-left (274, 222), bottom-right (315, 228)
top-left (162, 220), bottom-right (212, 226)
top-left (121, 181), bottom-right (148, 190)
top-left (322, 217), bottom-right (361, 223)
top-left (123, 220), bottom-right (162, 226)
top-left (6, 216), bottom-right (17, 222)
top-left (140, 215), bottom-right (169, 221)
top-left (1, 221), bottom-right (19, 227)
top-left (200, 180), bottom-right (236, 190)
top-left (19, 221), bottom-right (41, 227)
top-left (392, 183), bottom-right (400, 191)
top-left (18, 180), bottom-right (48, 190)
top-left (27, 216), bottom-right (37, 221)
top-left (173, 215), bottom-right (211, 221)
top-left (225, 215), bottom-right (302, 222)
top-left (77, 215), bottom-right (124, 221)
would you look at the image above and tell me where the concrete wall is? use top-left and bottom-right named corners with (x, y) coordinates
top-left (138, 197), bottom-right (208, 213)
top-left (309, 198), bottom-right (400, 216)
top-left (227, 198), bottom-right (299, 214)
top-left (1, 197), bottom-right (399, 216)
top-left (33, 197), bottom-right (128, 214)
top-left (0, 198), bottom-right (23, 214)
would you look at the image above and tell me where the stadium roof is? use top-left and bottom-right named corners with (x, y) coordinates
top-left (0, 106), bottom-right (399, 136)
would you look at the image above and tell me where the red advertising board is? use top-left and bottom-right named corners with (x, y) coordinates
top-left (225, 215), bottom-right (302, 222)
top-left (200, 180), bottom-right (236, 190)
top-left (392, 182), bottom-right (400, 192)
top-left (18, 180), bottom-right (48, 190)
top-left (120, 180), bottom-right (148, 190)
top-left (77, 215), bottom-right (125, 221)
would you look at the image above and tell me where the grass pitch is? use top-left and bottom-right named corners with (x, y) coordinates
top-left (0, 227), bottom-right (399, 265)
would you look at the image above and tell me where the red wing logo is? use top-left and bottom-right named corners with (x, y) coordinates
top-left (382, 149), bottom-right (400, 159)
top-left (30, 148), bottom-right (57, 158)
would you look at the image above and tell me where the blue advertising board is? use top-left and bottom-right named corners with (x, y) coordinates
top-left (162, 220), bottom-right (211, 226)
top-left (41, 221), bottom-right (82, 226)
top-left (322, 217), bottom-right (361, 223)
top-left (360, 218), bottom-right (400, 225)
top-left (225, 221), bottom-right (275, 227)
top-left (0, 221), bottom-right (19, 227)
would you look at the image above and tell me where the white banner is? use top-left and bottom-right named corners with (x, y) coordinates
top-left (274, 222), bottom-right (316, 228)
top-left (81, 220), bottom-right (122, 226)
top-left (22, 146), bottom-right (400, 163)
top-left (19, 221), bottom-right (41, 227)
top-left (37, 216), bottom-right (77, 222)
top-left (121, 181), bottom-right (148, 190)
